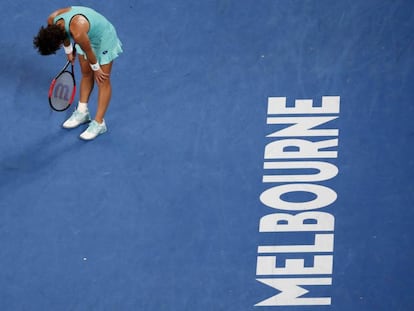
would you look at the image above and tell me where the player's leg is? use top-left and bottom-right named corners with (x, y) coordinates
top-left (94, 61), bottom-right (113, 124)
top-left (78, 54), bottom-right (95, 105)
top-left (62, 55), bottom-right (94, 129)
top-left (79, 61), bottom-right (113, 140)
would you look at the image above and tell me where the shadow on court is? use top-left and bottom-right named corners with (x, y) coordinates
top-left (0, 131), bottom-right (80, 191)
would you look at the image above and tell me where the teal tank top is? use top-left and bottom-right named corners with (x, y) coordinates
top-left (53, 6), bottom-right (112, 45)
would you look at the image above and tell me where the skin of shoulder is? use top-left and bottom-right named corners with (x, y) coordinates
top-left (69, 15), bottom-right (90, 38)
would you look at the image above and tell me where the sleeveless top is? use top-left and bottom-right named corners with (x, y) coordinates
top-left (53, 6), bottom-right (111, 44)
top-left (53, 6), bottom-right (123, 64)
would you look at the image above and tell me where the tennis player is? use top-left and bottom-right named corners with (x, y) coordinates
top-left (33, 6), bottom-right (123, 140)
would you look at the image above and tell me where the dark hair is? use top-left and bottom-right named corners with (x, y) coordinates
top-left (33, 24), bottom-right (67, 55)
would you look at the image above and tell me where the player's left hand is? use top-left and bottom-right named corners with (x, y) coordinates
top-left (66, 53), bottom-right (75, 64)
top-left (94, 68), bottom-right (110, 84)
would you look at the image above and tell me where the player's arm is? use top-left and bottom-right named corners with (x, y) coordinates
top-left (69, 16), bottom-right (96, 62)
top-left (72, 31), bottom-right (97, 64)
top-left (70, 15), bottom-right (109, 83)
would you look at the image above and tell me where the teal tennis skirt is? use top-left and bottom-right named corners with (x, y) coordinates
top-left (76, 24), bottom-right (123, 65)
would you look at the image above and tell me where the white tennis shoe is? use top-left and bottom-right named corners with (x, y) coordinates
top-left (62, 109), bottom-right (91, 129)
top-left (80, 120), bottom-right (107, 140)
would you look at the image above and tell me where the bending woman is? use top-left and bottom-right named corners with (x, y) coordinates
top-left (34, 6), bottom-right (123, 140)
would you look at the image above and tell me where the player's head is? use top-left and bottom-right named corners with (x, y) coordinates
top-left (33, 24), bottom-right (66, 55)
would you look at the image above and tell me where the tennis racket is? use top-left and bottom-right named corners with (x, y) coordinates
top-left (48, 46), bottom-right (76, 111)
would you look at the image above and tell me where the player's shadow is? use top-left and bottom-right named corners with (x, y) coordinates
top-left (0, 130), bottom-right (80, 192)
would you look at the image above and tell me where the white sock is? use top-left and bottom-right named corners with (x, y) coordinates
top-left (77, 102), bottom-right (88, 113)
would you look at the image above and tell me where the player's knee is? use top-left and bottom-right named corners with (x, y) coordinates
top-left (81, 71), bottom-right (94, 80)
top-left (99, 79), bottom-right (111, 87)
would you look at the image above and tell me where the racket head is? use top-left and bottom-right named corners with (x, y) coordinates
top-left (48, 65), bottom-right (76, 112)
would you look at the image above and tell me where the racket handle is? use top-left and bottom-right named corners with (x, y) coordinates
top-left (72, 43), bottom-right (77, 57)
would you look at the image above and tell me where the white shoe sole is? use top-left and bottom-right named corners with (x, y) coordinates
top-left (62, 120), bottom-right (90, 129)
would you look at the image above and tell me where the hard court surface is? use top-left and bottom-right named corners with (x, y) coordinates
top-left (0, 1), bottom-right (413, 310)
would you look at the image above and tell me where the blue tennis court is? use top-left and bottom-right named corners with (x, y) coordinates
top-left (1, 0), bottom-right (413, 310)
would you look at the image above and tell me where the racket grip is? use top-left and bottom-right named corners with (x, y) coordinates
top-left (72, 43), bottom-right (77, 57)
